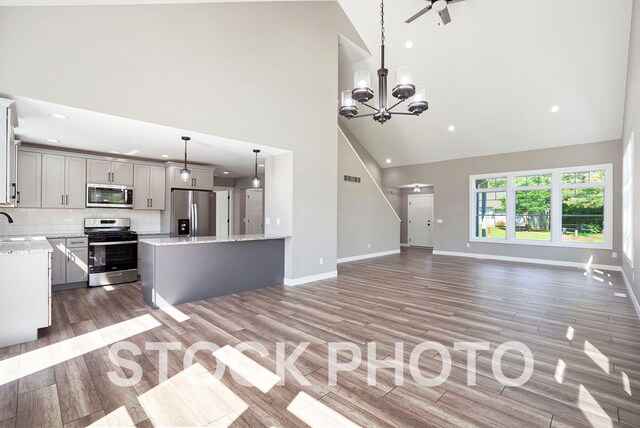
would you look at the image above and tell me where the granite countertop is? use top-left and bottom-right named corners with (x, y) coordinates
top-left (0, 237), bottom-right (53, 256)
top-left (140, 234), bottom-right (290, 246)
top-left (0, 233), bottom-right (87, 239)
top-left (136, 231), bottom-right (171, 236)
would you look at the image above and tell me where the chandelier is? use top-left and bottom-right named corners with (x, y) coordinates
top-left (339, 0), bottom-right (429, 124)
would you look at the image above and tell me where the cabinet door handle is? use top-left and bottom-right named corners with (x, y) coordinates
top-left (16, 191), bottom-right (20, 204)
top-left (150, 198), bottom-right (153, 207)
top-left (61, 195), bottom-right (64, 205)
top-left (66, 195), bottom-right (69, 205)
top-left (10, 183), bottom-right (16, 200)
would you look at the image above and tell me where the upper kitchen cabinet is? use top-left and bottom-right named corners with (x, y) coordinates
top-left (0, 98), bottom-right (18, 206)
top-left (42, 154), bottom-right (86, 208)
top-left (87, 159), bottom-right (133, 186)
top-left (169, 165), bottom-right (214, 191)
top-left (16, 150), bottom-right (41, 208)
top-left (134, 164), bottom-right (165, 210)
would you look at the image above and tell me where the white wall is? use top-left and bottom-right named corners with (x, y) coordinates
top-left (621, 0), bottom-right (640, 304)
top-left (0, 207), bottom-right (160, 235)
top-left (0, 1), bottom-right (366, 282)
top-left (337, 128), bottom-right (400, 260)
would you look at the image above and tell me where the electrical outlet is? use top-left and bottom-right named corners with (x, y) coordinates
top-left (466, 243), bottom-right (470, 248)
top-left (319, 258), bottom-right (324, 265)
top-left (437, 219), bottom-right (443, 224)
top-left (612, 252), bottom-right (617, 259)
top-left (368, 243), bottom-right (371, 249)
top-left (265, 218), bottom-right (271, 225)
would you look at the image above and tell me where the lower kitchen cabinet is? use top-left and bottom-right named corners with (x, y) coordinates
top-left (49, 237), bottom-right (89, 288)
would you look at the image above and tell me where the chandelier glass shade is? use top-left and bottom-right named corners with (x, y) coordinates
top-left (339, 0), bottom-right (428, 124)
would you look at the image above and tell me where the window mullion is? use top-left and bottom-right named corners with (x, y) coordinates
top-left (506, 174), bottom-right (515, 241)
top-left (551, 171), bottom-right (562, 244)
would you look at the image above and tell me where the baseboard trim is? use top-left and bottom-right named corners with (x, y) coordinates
top-left (400, 243), bottom-right (410, 247)
top-left (284, 271), bottom-right (337, 286)
top-left (622, 269), bottom-right (640, 319)
top-left (337, 249), bottom-right (401, 264)
top-left (432, 250), bottom-right (622, 272)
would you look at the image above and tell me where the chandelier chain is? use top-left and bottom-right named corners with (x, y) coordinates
top-left (380, 0), bottom-right (385, 46)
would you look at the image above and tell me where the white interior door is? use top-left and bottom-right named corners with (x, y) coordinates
top-left (215, 191), bottom-right (230, 236)
top-left (408, 194), bottom-right (434, 247)
top-left (245, 188), bottom-right (263, 234)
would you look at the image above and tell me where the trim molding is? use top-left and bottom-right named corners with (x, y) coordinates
top-left (432, 250), bottom-right (622, 271)
top-left (338, 249), bottom-right (401, 264)
top-left (284, 271), bottom-right (337, 286)
top-left (622, 269), bottom-right (640, 319)
top-left (400, 243), bottom-right (410, 247)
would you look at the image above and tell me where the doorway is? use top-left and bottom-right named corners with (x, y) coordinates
top-left (408, 194), bottom-right (434, 247)
top-left (215, 190), bottom-right (231, 236)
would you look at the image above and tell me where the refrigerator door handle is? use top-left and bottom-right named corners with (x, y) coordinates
top-left (194, 203), bottom-right (198, 236)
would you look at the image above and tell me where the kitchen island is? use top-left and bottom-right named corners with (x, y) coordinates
top-left (139, 234), bottom-right (287, 308)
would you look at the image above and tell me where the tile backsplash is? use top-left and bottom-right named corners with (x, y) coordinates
top-left (0, 208), bottom-right (163, 236)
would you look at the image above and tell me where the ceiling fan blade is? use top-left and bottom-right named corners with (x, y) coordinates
top-left (405, 4), bottom-right (432, 24)
top-left (438, 7), bottom-right (452, 25)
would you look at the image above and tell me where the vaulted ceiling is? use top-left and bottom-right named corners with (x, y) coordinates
top-left (338, 0), bottom-right (633, 168)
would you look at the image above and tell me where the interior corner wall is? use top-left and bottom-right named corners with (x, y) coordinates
top-left (338, 129), bottom-right (400, 259)
top-left (621, 0), bottom-right (640, 301)
top-left (382, 139), bottom-right (623, 267)
top-left (339, 122), bottom-right (383, 186)
top-left (0, 1), bottom-right (364, 281)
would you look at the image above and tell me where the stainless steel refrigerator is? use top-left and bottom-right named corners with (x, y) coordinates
top-left (171, 189), bottom-right (216, 237)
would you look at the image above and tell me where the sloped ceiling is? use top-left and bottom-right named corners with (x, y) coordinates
top-left (338, 0), bottom-right (633, 168)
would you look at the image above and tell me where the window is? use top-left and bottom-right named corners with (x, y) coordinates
top-left (470, 164), bottom-right (612, 248)
top-left (623, 135), bottom-right (634, 265)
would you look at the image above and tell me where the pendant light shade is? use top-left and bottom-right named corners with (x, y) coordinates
top-left (252, 149), bottom-right (261, 188)
top-left (180, 136), bottom-right (191, 183)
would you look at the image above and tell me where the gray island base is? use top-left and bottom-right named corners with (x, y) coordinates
top-left (139, 234), bottom-right (286, 308)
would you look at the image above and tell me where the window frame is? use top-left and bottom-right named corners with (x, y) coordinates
top-left (469, 164), bottom-right (613, 249)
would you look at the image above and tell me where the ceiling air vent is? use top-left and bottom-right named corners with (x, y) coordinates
top-left (344, 175), bottom-right (361, 183)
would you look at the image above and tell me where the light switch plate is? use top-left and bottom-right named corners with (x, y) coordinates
top-left (437, 219), bottom-right (443, 224)
top-left (265, 218), bottom-right (271, 225)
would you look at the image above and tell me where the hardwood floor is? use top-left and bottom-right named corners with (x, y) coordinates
top-left (0, 247), bottom-right (639, 427)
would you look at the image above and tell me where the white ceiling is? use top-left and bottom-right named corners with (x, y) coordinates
top-left (11, 96), bottom-right (287, 178)
top-left (338, 0), bottom-right (633, 168)
top-left (0, 0), bottom-right (330, 5)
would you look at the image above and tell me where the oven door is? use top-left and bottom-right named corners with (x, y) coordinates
top-left (89, 240), bottom-right (138, 274)
top-left (86, 184), bottom-right (134, 208)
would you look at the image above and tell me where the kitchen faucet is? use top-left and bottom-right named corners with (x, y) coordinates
top-left (0, 212), bottom-right (13, 223)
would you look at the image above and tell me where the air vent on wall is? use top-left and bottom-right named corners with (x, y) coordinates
top-left (344, 175), bottom-right (361, 183)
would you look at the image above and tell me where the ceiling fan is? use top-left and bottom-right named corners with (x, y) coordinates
top-left (405, 0), bottom-right (466, 25)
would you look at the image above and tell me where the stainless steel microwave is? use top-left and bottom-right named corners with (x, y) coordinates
top-left (86, 184), bottom-right (134, 208)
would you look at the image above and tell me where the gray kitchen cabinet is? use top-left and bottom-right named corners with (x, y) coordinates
top-left (134, 164), bottom-right (166, 210)
top-left (170, 166), bottom-right (214, 190)
top-left (87, 159), bottom-right (133, 186)
top-left (42, 154), bottom-right (86, 208)
top-left (49, 237), bottom-right (89, 286)
top-left (16, 150), bottom-right (41, 208)
top-left (49, 238), bottom-right (66, 285)
top-left (0, 98), bottom-right (18, 206)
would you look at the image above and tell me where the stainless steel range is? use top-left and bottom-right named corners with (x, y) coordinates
top-left (85, 218), bottom-right (138, 287)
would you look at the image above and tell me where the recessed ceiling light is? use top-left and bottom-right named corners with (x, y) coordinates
top-left (448, 125), bottom-right (456, 132)
top-left (223, 171), bottom-right (230, 175)
top-left (49, 113), bottom-right (68, 119)
top-left (45, 138), bottom-right (59, 143)
top-left (161, 154), bottom-right (170, 158)
top-left (551, 105), bottom-right (560, 113)
top-left (386, 158), bottom-right (391, 164)
top-left (405, 40), bottom-right (413, 49)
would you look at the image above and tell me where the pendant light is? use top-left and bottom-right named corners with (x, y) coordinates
top-left (252, 149), bottom-right (261, 188)
top-left (180, 136), bottom-right (191, 183)
top-left (413, 184), bottom-right (422, 193)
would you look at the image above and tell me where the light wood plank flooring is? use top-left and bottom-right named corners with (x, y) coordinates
top-left (1, 248), bottom-right (639, 427)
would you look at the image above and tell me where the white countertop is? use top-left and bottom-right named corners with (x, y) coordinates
top-left (140, 234), bottom-right (289, 246)
top-left (0, 237), bottom-right (53, 256)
